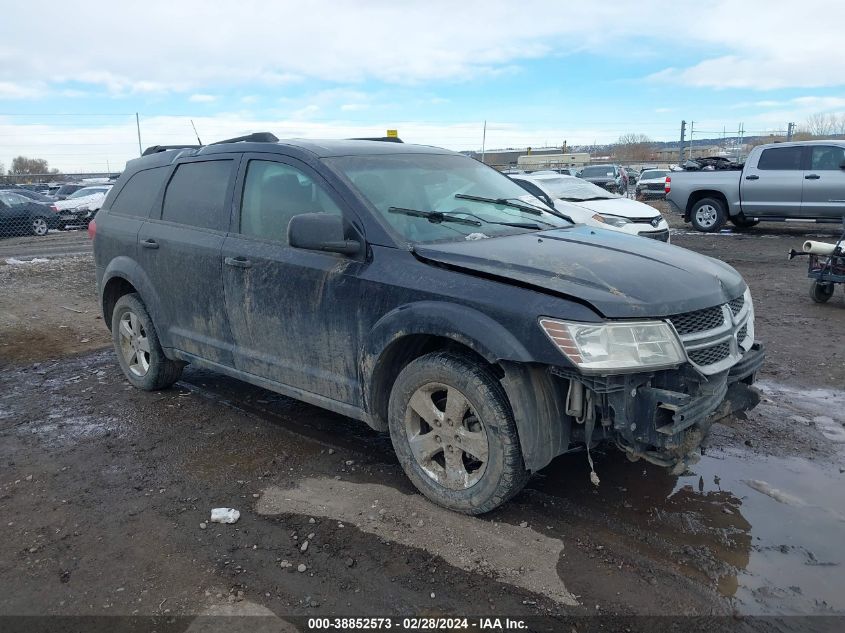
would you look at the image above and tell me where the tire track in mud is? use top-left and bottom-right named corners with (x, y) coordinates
top-left (256, 477), bottom-right (579, 606)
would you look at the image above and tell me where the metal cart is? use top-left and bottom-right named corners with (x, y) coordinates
top-left (789, 217), bottom-right (845, 303)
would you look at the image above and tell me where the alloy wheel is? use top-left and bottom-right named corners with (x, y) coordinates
top-left (695, 205), bottom-right (718, 229)
top-left (32, 218), bottom-right (48, 236)
top-left (118, 311), bottom-right (151, 377)
top-left (403, 382), bottom-right (489, 490)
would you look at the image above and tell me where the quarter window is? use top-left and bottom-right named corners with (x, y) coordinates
top-left (161, 160), bottom-right (234, 230)
top-left (110, 167), bottom-right (168, 217)
top-left (239, 160), bottom-right (342, 243)
top-left (809, 145), bottom-right (845, 170)
top-left (757, 146), bottom-right (802, 170)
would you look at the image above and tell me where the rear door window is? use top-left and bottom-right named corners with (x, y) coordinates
top-left (161, 160), bottom-right (234, 230)
top-left (757, 146), bottom-right (802, 170)
top-left (809, 145), bottom-right (845, 170)
top-left (110, 167), bottom-right (168, 218)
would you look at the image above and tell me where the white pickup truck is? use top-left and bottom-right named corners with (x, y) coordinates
top-left (666, 140), bottom-right (845, 232)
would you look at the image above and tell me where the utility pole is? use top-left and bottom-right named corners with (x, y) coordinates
top-left (786, 122), bottom-right (795, 141)
top-left (678, 120), bottom-right (687, 164)
top-left (688, 121), bottom-right (694, 160)
top-left (738, 122), bottom-right (745, 148)
top-left (136, 112), bottom-right (143, 156)
top-left (480, 120), bottom-right (487, 164)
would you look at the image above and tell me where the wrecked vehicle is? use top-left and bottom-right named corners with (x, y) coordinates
top-left (92, 133), bottom-right (765, 514)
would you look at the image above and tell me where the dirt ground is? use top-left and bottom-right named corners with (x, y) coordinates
top-left (1, 214), bottom-right (844, 629)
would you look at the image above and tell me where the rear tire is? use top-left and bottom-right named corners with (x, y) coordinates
top-left (690, 198), bottom-right (727, 233)
top-left (388, 351), bottom-right (529, 515)
top-left (31, 216), bottom-right (49, 236)
top-left (111, 293), bottom-right (184, 390)
top-left (809, 281), bottom-right (835, 303)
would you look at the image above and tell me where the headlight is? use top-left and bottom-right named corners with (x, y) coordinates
top-left (539, 318), bottom-right (686, 373)
top-left (594, 213), bottom-right (632, 227)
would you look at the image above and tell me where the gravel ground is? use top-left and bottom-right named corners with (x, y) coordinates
top-left (1, 215), bottom-right (844, 627)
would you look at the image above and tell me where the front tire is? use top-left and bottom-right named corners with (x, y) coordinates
top-left (810, 281), bottom-right (835, 303)
top-left (112, 293), bottom-right (184, 390)
top-left (690, 198), bottom-right (727, 233)
top-left (388, 351), bottom-right (528, 514)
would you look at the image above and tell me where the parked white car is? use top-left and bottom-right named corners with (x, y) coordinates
top-left (635, 169), bottom-right (670, 200)
top-left (53, 185), bottom-right (112, 228)
top-left (510, 174), bottom-right (670, 242)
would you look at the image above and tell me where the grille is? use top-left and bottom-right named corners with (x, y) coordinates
top-left (737, 324), bottom-right (748, 342)
top-left (688, 342), bottom-right (731, 366)
top-left (728, 296), bottom-right (745, 316)
top-left (647, 183), bottom-right (664, 190)
top-left (669, 306), bottom-right (725, 335)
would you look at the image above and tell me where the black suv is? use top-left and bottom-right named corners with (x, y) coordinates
top-left (93, 134), bottom-right (764, 514)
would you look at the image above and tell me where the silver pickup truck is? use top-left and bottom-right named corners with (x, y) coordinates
top-left (666, 140), bottom-right (845, 232)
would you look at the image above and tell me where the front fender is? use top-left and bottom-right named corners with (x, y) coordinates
top-left (360, 300), bottom-right (535, 430)
top-left (101, 256), bottom-right (171, 348)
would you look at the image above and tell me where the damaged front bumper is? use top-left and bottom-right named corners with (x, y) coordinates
top-left (551, 341), bottom-right (765, 471)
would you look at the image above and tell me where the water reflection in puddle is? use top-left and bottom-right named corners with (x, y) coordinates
top-left (533, 381), bottom-right (845, 615)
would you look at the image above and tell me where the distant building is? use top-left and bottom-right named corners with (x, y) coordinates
top-left (517, 152), bottom-right (590, 170)
top-left (464, 147), bottom-right (578, 170)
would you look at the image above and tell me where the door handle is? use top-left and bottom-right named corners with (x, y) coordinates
top-left (140, 239), bottom-right (159, 249)
top-left (745, 175), bottom-right (759, 180)
top-left (805, 174), bottom-right (821, 180)
top-left (224, 256), bottom-right (253, 269)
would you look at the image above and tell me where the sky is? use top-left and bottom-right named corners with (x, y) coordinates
top-left (2, 0), bottom-right (845, 172)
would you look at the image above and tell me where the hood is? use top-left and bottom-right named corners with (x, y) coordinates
top-left (562, 196), bottom-right (660, 220)
top-left (638, 176), bottom-right (667, 185)
top-left (413, 225), bottom-right (744, 318)
top-left (55, 192), bottom-right (107, 211)
top-left (582, 175), bottom-right (615, 184)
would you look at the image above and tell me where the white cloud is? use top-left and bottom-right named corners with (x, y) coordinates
top-left (0, 81), bottom-right (45, 99)
top-left (647, 1), bottom-right (845, 90)
top-left (1, 1), bottom-right (842, 97)
top-left (189, 94), bottom-right (217, 103)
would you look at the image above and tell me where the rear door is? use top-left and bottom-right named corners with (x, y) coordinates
top-left (137, 156), bottom-right (239, 365)
top-left (801, 144), bottom-right (845, 219)
top-left (221, 154), bottom-right (367, 404)
top-left (741, 145), bottom-right (804, 217)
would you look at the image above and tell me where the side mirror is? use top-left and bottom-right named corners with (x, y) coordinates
top-left (288, 213), bottom-right (361, 256)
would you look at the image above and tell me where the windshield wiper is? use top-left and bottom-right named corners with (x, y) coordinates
top-left (388, 207), bottom-right (482, 226)
top-left (454, 193), bottom-right (544, 216)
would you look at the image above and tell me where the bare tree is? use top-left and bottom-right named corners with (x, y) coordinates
top-left (615, 133), bottom-right (654, 161)
top-left (802, 113), bottom-right (842, 137)
top-left (9, 156), bottom-right (49, 176)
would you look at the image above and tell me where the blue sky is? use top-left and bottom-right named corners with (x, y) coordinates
top-left (2, 0), bottom-right (844, 171)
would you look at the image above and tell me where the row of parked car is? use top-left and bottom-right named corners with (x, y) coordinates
top-left (0, 182), bottom-right (112, 237)
top-left (509, 165), bottom-right (670, 199)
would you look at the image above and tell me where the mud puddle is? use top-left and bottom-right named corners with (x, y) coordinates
top-left (530, 381), bottom-right (845, 615)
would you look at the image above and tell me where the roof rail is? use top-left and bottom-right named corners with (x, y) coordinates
top-left (349, 136), bottom-right (404, 143)
top-left (141, 144), bottom-right (201, 156)
top-left (211, 132), bottom-right (279, 145)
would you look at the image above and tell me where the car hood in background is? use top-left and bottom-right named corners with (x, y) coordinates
top-left (638, 177), bottom-right (667, 186)
top-left (54, 192), bottom-right (108, 211)
top-left (561, 196), bottom-right (661, 220)
top-left (413, 226), bottom-right (744, 318)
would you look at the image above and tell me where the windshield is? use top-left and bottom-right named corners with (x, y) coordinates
top-left (640, 170), bottom-right (668, 180)
top-left (326, 153), bottom-right (570, 244)
top-left (68, 187), bottom-right (108, 199)
top-left (580, 166), bottom-right (616, 178)
top-left (530, 176), bottom-right (618, 201)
